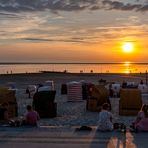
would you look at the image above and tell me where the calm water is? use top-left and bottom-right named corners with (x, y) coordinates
top-left (0, 63), bottom-right (148, 74)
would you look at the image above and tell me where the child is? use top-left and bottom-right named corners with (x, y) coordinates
top-left (97, 103), bottom-right (113, 131)
top-left (132, 104), bottom-right (148, 132)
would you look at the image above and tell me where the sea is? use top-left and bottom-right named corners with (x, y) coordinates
top-left (0, 63), bottom-right (148, 74)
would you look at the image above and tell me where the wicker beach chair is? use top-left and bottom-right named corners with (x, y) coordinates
top-left (86, 85), bottom-right (110, 112)
top-left (119, 89), bottom-right (142, 116)
top-left (33, 90), bottom-right (56, 118)
top-left (0, 87), bottom-right (18, 118)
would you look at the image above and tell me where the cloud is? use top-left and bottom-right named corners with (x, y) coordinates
top-left (0, 0), bottom-right (147, 13)
top-left (102, 0), bottom-right (148, 12)
top-left (23, 37), bottom-right (88, 43)
top-left (0, 0), bottom-right (98, 12)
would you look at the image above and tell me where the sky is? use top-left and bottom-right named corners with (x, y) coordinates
top-left (0, 0), bottom-right (148, 63)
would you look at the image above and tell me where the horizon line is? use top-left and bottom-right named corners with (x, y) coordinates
top-left (1, 62), bottom-right (148, 65)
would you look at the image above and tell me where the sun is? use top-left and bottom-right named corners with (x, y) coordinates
top-left (122, 42), bottom-right (134, 53)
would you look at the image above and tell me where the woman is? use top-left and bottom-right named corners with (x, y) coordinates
top-left (97, 103), bottom-right (113, 131)
top-left (133, 104), bottom-right (148, 132)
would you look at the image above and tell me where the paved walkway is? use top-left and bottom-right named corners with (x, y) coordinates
top-left (0, 126), bottom-right (148, 148)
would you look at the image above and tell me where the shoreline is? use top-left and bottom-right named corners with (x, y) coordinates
top-left (0, 71), bottom-right (147, 76)
top-left (0, 72), bottom-right (147, 88)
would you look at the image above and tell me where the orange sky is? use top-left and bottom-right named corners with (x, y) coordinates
top-left (0, 1), bottom-right (148, 63)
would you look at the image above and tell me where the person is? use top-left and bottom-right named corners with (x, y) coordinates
top-left (26, 87), bottom-right (31, 98)
top-left (24, 105), bottom-right (40, 126)
top-left (122, 81), bottom-right (127, 88)
top-left (140, 80), bottom-right (144, 84)
top-left (97, 103), bottom-right (113, 131)
top-left (109, 84), bottom-right (113, 97)
top-left (132, 104), bottom-right (148, 132)
top-left (0, 102), bottom-right (9, 122)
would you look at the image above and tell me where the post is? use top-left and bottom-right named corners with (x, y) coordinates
top-left (146, 70), bottom-right (148, 85)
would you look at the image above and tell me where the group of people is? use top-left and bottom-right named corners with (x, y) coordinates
top-left (0, 103), bottom-right (40, 127)
top-left (97, 103), bottom-right (148, 132)
top-left (1, 101), bottom-right (148, 131)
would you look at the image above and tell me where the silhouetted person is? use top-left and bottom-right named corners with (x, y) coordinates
top-left (26, 87), bottom-right (31, 98)
top-left (140, 80), bottom-right (144, 84)
top-left (122, 81), bottom-right (127, 88)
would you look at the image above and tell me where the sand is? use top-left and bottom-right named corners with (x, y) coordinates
top-left (0, 72), bottom-right (147, 127)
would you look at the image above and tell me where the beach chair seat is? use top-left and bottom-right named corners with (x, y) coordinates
top-left (119, 89), bottom-right (142, 116)
top-left (33, 90), bottom-right (56, 118)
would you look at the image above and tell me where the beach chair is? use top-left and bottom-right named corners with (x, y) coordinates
top-left (67, 81), bottom-right (83, 102)
top-left (86, 85), bottom-right (110, 112)
top-left (119, 89), bottom-right (142, 116)
top-left (0, 87), bottom-right (18, 118)
top-left (33, 90), bottom-right (56, 118)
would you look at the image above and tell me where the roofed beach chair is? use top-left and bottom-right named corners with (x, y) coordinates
top-left (86, 85), bottom-right (110, 112)
top-left (33, 90), bottom-right (56, 118)
top-left (0, 87), bottom-right (18, 118)
top-left (67, 81), bottom-right (83, 102)
top-left (119, 89), bottom-right (142, 116)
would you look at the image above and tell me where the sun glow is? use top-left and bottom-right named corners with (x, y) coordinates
top-left (124, 61), bottom-right (131, 66)
top-left (122, 42), bottom-right (134, 53)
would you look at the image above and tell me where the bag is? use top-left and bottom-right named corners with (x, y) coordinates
top-left (75, 126), bottom-right (92, 131)
top-left (113, 122), bottom-right (126, 133)
top-left (8, 119), bottom-right (22, 127)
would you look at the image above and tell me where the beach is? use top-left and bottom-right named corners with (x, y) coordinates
top-left (0, 72), bottom-right (147, 127)
top-left (1, 72), bottom-right (148, 147)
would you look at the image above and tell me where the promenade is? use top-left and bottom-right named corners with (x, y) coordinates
top-left (0, 126), bottom-right (148, 148)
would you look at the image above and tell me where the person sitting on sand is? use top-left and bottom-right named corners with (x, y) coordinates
top-left (132, 104), bottom-right (148, 132)
top-left (24, 105), bottom-right (40, 126)
top-left (97, 103), bottom-right (113, 131)
top-left (0, 102), bottom-right (9, 122)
